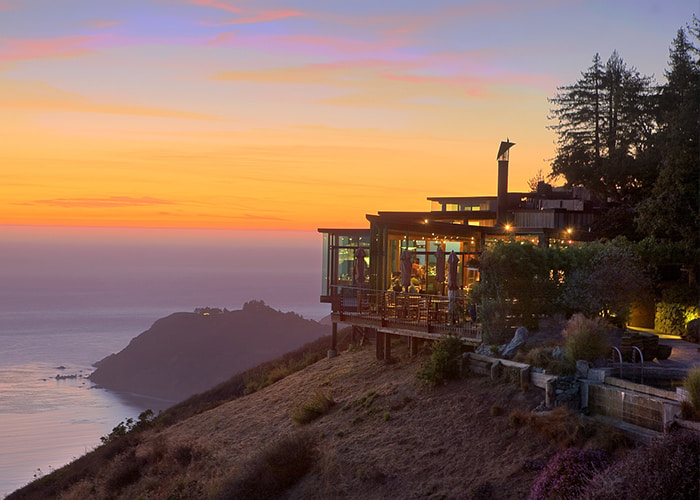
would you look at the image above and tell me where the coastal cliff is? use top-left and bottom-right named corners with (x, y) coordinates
top-left (89, 301), bottom-right (327, 401)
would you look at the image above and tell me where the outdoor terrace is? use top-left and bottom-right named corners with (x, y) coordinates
top-left (329, 286), bottom-right (482, 359)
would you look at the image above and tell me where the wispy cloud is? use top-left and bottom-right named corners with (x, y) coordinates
top-left (192, 0), bottom-right (303, 25)
top-left (212, 58), bottom-right (497, 108)
top-left (82, 19), bottom-right (124, 30)
top-left (27, 196), bottom-right (175, 208)
top-left (0, 78), bottom-right (224, 120)
top-left (0, 35), bottom-right (97, 63)
top-left (191, 0), bottom-right (243, 14)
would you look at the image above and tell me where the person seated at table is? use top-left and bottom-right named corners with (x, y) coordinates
top-left (389, 277), bottom-right (402, 292)
top-left (388, 272), bottom-right (402, 292)
top-left (408, 277), bottom-right (421, 293)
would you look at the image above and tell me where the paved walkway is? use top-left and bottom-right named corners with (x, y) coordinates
top-left (627, 326), bottom-right (700, 371)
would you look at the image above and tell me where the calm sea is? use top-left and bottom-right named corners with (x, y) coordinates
top-left (0, 227), bottom-right (329, 496)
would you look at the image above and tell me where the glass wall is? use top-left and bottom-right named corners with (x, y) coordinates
top-left (384, 231), bottom-right (480, 295)
top-left (319, 231), bottom-right (371, 299)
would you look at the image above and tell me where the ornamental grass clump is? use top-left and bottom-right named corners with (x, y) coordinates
top-left (562, 313), bottom-right (611, 363)
top-left (291, 391), bottom-right (335, 425)
top-left (683, 366), bottom-right (700, 420)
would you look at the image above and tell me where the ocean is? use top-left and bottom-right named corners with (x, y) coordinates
top-left (0, 226), bottom-right (329, 496)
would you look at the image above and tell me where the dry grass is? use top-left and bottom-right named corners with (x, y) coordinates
top-left (291, 391), bottom-right (336, 425)
top-left (509, 406), bottom-right (630, 452)
top-left (8, 342), bottom-right (643, 500)
top-left (214, 431), bottom-right (317, 500)
top-left (683, 366), bottom-right (700, 410)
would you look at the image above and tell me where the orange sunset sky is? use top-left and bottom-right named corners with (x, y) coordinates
top-left (1, 1), bottom-right (696, 231)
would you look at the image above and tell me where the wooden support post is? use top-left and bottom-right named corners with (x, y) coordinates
top-left (376, 331), bottom-right (385, 360)
top-left (409, 336), bottom-right (419, 357)
top-left (384, 333), bottom-right (392, 361)
top-left (490, 360), bottom-right (502, 380)
top-left (328, 322), bottom-right (338, 358)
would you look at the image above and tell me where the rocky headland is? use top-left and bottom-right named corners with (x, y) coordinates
top-left (89, 300), bottom-right (328, 401)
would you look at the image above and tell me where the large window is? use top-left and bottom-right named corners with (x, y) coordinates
top-left (384, 232), bottom-right (480, 294)
top-left (319, 231), bottom-right (370, 299)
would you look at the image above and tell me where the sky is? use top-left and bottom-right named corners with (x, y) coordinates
top-left (1, 0), bottom-right (697, 231)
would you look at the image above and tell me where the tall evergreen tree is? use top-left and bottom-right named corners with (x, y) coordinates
top-left (636, 26), bottom-right (700, 249)
top-left (548, 52), bottom-right (655, 204)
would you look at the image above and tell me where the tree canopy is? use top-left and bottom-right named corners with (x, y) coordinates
top-left (548, 17), bottom-right (699, 250)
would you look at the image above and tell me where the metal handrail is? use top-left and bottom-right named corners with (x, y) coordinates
top-left (610, 346), bottom-right (622, 378)
top-left (632, 346), bottom-right (644, 385)
top-left (330, 285), bottom-right (479, 337)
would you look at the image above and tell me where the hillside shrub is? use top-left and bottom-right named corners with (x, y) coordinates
top-left (529, 447), bottom-right (610, 500)
top-left (562, 314), bottom-right (611, 363)
top-left (292, 391), bottom-right (335, 425)
top-left (583, 431), bottom-right (700, 499)
top-left (416, 336), bottom-right (464, 387)
top-left (216, 431), bottom-right (317, 500)
top-left (514, 345), bottom-right (573, 375)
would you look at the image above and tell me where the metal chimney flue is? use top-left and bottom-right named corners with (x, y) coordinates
top-left (496, 139), bottom-right (515, 226)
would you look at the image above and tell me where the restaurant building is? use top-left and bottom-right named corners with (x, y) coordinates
top-left (319, 140), bottom-right (600, 358)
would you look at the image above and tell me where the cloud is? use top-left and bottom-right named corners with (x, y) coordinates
top-left (26, 196), bottom-right (175, 208)
top-left (200, 10), bottom-right (303, 26)
top-left (212, 58), bottom-right (493, 108)
top-left (0, 78), bottom-right (224, 120)
top-left (0, 35), bottom-right (97, 63)
top-left (82, 19), bottom-right (124, 30)
top-left (213, 59), bottom-right (418, 85)
top-left (207, 31), bottom-right (237, 44)
top-left (191, 0), bottom-right (242, 14)
top-left (191, 0), bottom-right (303, 25)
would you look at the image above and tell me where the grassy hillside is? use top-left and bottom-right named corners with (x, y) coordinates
top-left (9, 334), bottom-right (699, 499)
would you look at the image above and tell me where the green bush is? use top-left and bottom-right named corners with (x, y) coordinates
top-left (683, 366), bottom-right (700, 411)
top-left (562, 314), bottom-right (611, 363)
top-left (655, 301), bottom-right (700, 336)
top-left (291, 391), bottom-right (335, 425)
top-left (416, 336), bottom-right (464, 387)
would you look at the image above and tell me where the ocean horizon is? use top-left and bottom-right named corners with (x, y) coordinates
top-left (0, 227), bottom-right (330, 496)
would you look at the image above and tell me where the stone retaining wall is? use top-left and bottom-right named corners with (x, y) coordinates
top-left (466, 353), bottom-right (685, 434)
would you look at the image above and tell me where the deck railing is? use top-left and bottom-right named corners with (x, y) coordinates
top-left (330, 286), bottom-right (481, 339)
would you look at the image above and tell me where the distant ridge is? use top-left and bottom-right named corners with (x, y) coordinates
top-left (89, 300), bottom-right (328, 401)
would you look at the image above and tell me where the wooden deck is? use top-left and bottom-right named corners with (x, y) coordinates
top-left (329, 288), bottom-right (483, 359)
